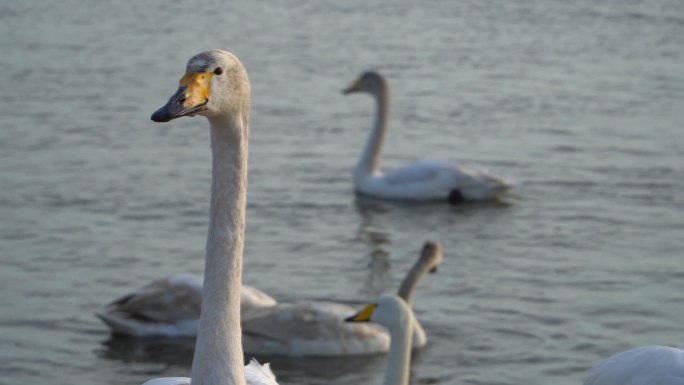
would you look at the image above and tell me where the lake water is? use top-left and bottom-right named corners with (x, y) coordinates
top-left (1, 0), bottom-right (683, 384)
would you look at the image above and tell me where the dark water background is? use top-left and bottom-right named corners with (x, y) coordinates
top-left (1, 1), bottom-right (683, 384)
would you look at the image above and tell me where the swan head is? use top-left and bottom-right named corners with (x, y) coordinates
top-left (420, 241), bottom-right (443, 274)
top-left (345, 294), bottom-right (411, 329)
top-left (343, 71), bottom-right (387, 95)
top-left (151, 49), bottom-right (250, 123)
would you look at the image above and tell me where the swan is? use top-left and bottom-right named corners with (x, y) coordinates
top-left (141, 50), bottom-right (276, 385)
top-left (583, 346), bottom-right (684, 385)
top-left (343, 71), bottom-right (511, 203)
top-left (345, 295), bottom-right (417, 385)
top-left (95, 273), bottom-right (276, 337)
top-left (240, 241), bottom-right (443, 356)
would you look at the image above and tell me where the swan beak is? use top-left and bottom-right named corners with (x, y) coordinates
top-left (429, 266), bottom-right (438, 274)
top-left (344, 303), bottom-right (376, 322)
top-left (151, 72), bottom-right (214, 122)
top-left (342, 78), bottom-right (361, 95)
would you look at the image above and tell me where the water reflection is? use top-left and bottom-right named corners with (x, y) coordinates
top-left (97, 335), bottom-right (195, 368)
top-left (354, 196), bottom-right (393, 246)
top-left (354, 197), bottom-right (393, 297)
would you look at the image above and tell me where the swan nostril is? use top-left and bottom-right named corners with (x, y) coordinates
top-left (179, 97), bottom-right (186, 104)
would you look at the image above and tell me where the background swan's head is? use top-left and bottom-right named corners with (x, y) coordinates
top-left (345, 294), bottom-right (411, 329)
top-left (151, 49), bottom-right (250, 123)
top-left (420, 241), bottom-right (443, 273)
top-left (343, 71), bottom-right (387, 95)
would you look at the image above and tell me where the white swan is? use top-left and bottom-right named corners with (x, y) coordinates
top-left (346, 295), bottom-right (417, 385)
top-left (142, 50), bottom-right (276, 385)
top-left (583, 346), bottom-right (684, 385)
top-left (343, 71), bottom-right (511, 203)
top-left (240, 241), bottom-right (443, 356)
top-left (96, 273), bottom-right (276, 337)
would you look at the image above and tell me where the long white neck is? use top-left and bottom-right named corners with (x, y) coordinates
top-left (397, 258), bottom-right (431, 347)
top-left (397, 259), bottom-right (432, 305)
top-left (191, 115), bottom-right (249, 385)
top-left (383, 305), bottom-right (413, 385)
top-left (355, 84), bottom-right (389, 181)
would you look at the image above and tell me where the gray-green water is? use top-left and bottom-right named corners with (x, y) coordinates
top-left (1, 1), bottom-right (684, 384)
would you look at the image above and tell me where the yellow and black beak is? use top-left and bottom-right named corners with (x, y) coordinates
top-left (344, 303), bottom-right (376, 323)
top-left (342, 78), bottom-right (361, 95)
top-left (151, 71), bottom-right (214, 122)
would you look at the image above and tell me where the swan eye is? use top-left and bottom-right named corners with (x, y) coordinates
top-left (214, 67), bottom-right (223, 75)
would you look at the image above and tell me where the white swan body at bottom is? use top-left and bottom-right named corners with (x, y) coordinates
top-left (142, 359), bottom-right (277, 385)
top-left (344, 71), bottom-right (510, 203)
top-left (96, 273), bottom-right (276, 337)
top-left (583, 346), bottom-right (684, 385)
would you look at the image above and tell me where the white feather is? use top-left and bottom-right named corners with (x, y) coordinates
top-left (584, 346), bottom-right (684, 385)
top-left (142, 359), bottom-right (277, 385)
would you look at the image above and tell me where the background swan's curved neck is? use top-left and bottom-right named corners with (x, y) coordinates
top-left (356, 85), bottom-right (389, 177)
top-left (384, 307), bottom-right (413, 385)
top-left (191, 116), bottom-right (249, 385)
top-left (397, 257), bottom-right (430, 305)
top-left (397, 255), bottom-right (430, 347)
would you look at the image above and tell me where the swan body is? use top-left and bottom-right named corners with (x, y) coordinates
top-left (96, 273), bottom-right (276, 337)
top-left (361, 160), bottom-right (509, 202)
top-left (240, 241), bottom-right (442, 356)
top-left (346, 295), bottom-right (416, 385)
top-left (145, 50), bottom-right (277, 385)
top-left (344, 71), bottom-right (510, 203)
top-left (242, 300), bottom-right (389, 356)
top-left (584, 346), bottom-right (684, 385)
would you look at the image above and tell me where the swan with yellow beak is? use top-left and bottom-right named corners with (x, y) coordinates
top-left (346, 295), bottom-right (416, 385)
top-left (142, 49), bottom-right (270, 385)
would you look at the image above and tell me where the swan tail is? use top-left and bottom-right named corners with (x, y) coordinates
top-left (480, 172), bottom-right (512, 191)
top-left (447, 164), bottom-right (512, 200)
top-left (461, 173), bottom-right (512, 200)
top-left (245, 358), bottom-right (278, 385)
top-left (490, 178), bottom-right (513, 196)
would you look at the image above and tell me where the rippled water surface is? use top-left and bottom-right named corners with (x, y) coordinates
top-left (1, 1), bottom-right (684, 384)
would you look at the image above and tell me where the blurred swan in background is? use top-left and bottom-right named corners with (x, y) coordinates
top-left (96, 273), bottom-right (276, 337)
top-left (240, 241), bottom-right (443, 356)
top-left (141, 49), bottom-right (277, 385)
top-left (346, 295), bottom-right (419, 385)
top-left (343, 71), bottom-right (510, 203)
top-left (583, 345), bottom-right (684, 385)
